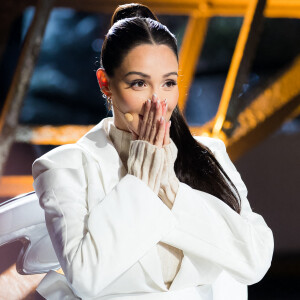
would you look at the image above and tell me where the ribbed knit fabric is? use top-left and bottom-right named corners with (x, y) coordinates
top-left (158, 140), bottom-right (179, 209)
top-left (108, 121), bottom-right (183, 289)
top-left (128, 140), bottom-right (164, 195)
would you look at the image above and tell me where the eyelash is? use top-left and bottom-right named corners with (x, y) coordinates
top-left (129, 80), bottom-right (177, 88)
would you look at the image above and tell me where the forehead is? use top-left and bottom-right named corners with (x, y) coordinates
top-left (119, 44), bottom-right (178, 74)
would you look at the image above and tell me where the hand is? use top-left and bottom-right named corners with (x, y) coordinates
top-left (136, 94), bottom-right (171, 147)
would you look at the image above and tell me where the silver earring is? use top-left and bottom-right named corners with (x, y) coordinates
top-left (107, 96), bottom-right (112, 111)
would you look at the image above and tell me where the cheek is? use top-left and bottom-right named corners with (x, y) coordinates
top-left (167, 89), bottom-right (179, 113)
top-left (114, 90), bottom-right (144, 113)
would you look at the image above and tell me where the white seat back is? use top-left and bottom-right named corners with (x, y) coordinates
top-left (0, 192), bottom-right (60, 274)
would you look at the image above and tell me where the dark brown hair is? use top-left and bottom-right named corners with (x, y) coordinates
top-left (100, 3), bottom-right (241, 213)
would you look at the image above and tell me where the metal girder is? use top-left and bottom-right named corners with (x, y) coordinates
top-left (0, 176), bottom-right (33, 198)
top-left (212, 0), bottom-right (266, 136)
top-left (0, 0), bottom-right (54, 178)
top-left (178, 14), bottom-right (210, 112)
top-left (226, 55), bottom-right (300, 161)
top-left (6, 0), bottom-right (300, 18)
top-left (208, 0), bottom-right (300, 18)
top-left (191, 55), bottom-right (300, 160)
top-left (16, 124), bottom-right (94, 145)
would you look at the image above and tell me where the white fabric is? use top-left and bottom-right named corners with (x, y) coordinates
top-left (108, 122), bottom-right (183, 289)
top-left (32, 117), bottom-right (274, 300)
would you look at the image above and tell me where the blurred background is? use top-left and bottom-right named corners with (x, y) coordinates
top-left (0, 0), bottom-right (299, 299)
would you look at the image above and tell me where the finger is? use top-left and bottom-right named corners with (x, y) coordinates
top-left (161, 99), bottom-right (165, 117)
top-left (144, 101), bottom-right (155, 141)
top-left (163, 120), bottom-right (171, 145)
top-left (152, 93), bottom-right (158, 103)
top-left (139, 98), bottom-right (151, 139)
top-left (154, 116), bottom-right (165, 147)
top-left (149, 100), bottom-right (162, 144)
top-left (163, 99), bottom-right (167, 120)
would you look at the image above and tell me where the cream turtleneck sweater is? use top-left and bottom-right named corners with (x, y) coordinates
top-left (108, 121), bottom-right (183, 289)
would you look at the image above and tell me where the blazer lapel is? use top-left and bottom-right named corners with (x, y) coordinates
top-left (76, 117), bottom-right (168, 290)
top-left (168, 254), bottom-right (202, 290)
top-left (76, 117), bottom-right (124, 193)
top-left (138, 246), bottom-right (168, 291)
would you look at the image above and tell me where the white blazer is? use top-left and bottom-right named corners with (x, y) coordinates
top-left (32, 117), bottom-right (274, 300)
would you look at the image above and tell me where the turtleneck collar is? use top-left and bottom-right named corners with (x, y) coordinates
top-left (108, 120), bottom-right (133, 171)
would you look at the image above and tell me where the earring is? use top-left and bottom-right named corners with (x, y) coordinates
top-left (107, 96), bottom-right (113, 111)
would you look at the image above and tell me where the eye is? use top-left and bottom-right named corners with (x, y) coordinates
top-left (129, 80), bottom-right (146, 88)
top-left (164, 80), bottom-right (177, 88)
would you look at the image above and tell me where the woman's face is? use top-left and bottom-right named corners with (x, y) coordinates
top-left (107, 44), bottom-right (179, 134)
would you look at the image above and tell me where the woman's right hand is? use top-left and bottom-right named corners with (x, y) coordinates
top-left (128, 94), bottom-right (171, 147)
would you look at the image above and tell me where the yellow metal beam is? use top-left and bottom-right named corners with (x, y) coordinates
top-left (16, 125), bottom-right (94, 145)
top-left (226, 55), bottom-right (300, 160)
top-left (8, 0), bottom-right (300, 18)
top-left (190, 54), bottom-right (300, 161)
top-left (0, 176), bottom-right (33, 198)
top-left (212, 0), bottom-right (266, 136)
top-left (289, 104), bottom-right (300, 120)
top-left (178, 13), bottom-right (210, 112)
top-left (209, 0), bottom-right (300, 18)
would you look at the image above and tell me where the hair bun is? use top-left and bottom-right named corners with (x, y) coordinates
top-left (111, 3), bottom-right (159, 26)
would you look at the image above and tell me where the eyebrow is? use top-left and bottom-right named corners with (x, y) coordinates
top-left (124, 71), bottom-right (178, 78)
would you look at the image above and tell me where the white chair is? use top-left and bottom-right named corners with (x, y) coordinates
top-left (0, 192), bottom-right (60, 275)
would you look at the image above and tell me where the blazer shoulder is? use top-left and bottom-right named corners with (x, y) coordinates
top-left (193, 135), bottom-right (226, 154)
top-left (32, 144), bottom-right (87, 179)
top-left (194, 135), bottom-right (248, 200)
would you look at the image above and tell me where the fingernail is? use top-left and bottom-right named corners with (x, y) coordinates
top-left (169, 120), bottom-right (171, 127)
top-left (164, 98), bottom-right (167, 104)
top-left (147, 98), bottom-right (151, 103)
top-left (166, 103), bottom-right (168, 110)
top-left (153, 93), bottom-right (157, 99)
top-left (160, 116), bottom-right (164, 123)
top-left (156, 101), bottom-right (160, 109)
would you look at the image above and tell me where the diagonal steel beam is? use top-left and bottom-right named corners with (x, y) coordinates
top-left (178, 11), bottom-right (210, 112)
top-left (190, 54), bottom-right (300, 161)
top-left (0, 0), bottom-right (54, 177)
top-left (226, 55), bottom-right (300, 161)
top-left (212, 0), bottom-right (266, 136)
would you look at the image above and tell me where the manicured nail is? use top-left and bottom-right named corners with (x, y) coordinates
top-left (156, 101), bottom-right (160, 109)
top-left (147, 98), bottom-right (151, 103)
top-left (169, 120), bottom-right (171, 127)
top-left (160, 116), bottom-right (164, 123)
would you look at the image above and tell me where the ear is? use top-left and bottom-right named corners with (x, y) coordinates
top-left (96, 68), bottom-right (111, 97)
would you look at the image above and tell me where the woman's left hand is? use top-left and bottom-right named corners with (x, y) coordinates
top-left (138, 94), bottom-right (171, 147)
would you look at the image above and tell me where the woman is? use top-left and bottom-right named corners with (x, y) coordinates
top-left (32, 3), bottom-right (274, 299)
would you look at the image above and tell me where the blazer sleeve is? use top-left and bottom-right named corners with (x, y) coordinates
top-left (32, 145), bottom-right (176, 298)
top-left (160, 137), bottom-right (274, 285)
